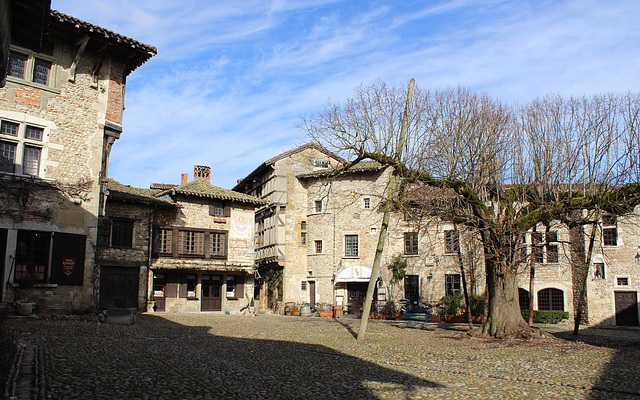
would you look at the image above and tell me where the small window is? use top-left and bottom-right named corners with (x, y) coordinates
top-left (603, 228), bottom-right (617, 246)
top-left (444, 230), bottom-right (460, 254)
top-left (363, 198), bottom-right (370, 209)
top-left (22, 146), bottom-right (40, 176)
top-left (315, 200), bottom-right (323, 213)
top-left (0, 142), bottom-right (17, 173)
top-left (210, 201), bottom-right (224, 217)
top-left (314, 160), bottom-right (330, 168)
top-left (301, 221), bottom-right (307, 231)
top-left (315, 240), bottom-right (322, 254)
top-left (24, 126), bottom-right (43, 141)
top-left (187, 274), bottom-right (197, 298)
top-left (8, 50), bottom-right (54, 87)
top-left (210, 231), bottom-right (226, 257)
top-left (345, 235), bottom-right (358, 257)
top-left (1, 121), bottom-right (18, 136)
top-left (226, 276), bottom-right (236, 298)
top-left (301, 232), bottom-right (307, 245)
top-left (546, 231), bottom-right (558, 264)
top-left (616, 277), bottom-right (629, 286)
top-left (111, 219), bottom-right (133, 248)
top-left (445, 274), bottom-right (461, 296)
top-left (0, 119), bottom-right (46, 177)
top-left (301, 281), bottom-right (307, 291)
top-left (531, 232), bottom-right (543, 263)
top-left (157, 228), bottom-right (173, 255)
top-left (538, 288), bottom-right (564, 311)
top-left (404, 232), bottom-right (418, 255)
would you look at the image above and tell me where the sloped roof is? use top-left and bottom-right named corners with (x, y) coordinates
top-left (160, 181), bottom-right (265, 205)
top-left (233, 142), bottom-right (345, 191)
top-left (106, 179), bottom-right (176, 206)
top-left (297, 160), bottom-right (384, 179)
top-left (50, 10), bottom-right (157, 75)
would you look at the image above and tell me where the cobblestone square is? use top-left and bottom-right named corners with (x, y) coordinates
top-left (2, 314), bottom-right (640, 399)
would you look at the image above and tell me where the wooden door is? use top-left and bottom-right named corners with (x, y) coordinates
top-left (615, 291), bottom-right (639, 326)
top-left (404, 275), bottom-right (419, 306)
top-left (309, 281), bottom-right (316, 308)
top-left (99, 266), bottom-right (139, 309)
top-left (201, 275), bottom-right (222, 311)
top-left (347, 282), bottom-right (377, 315)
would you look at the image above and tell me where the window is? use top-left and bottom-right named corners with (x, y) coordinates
top-left (111, 219), bottom-right (133, 248)
top-left (363, 198), bottom-right (370, 209)
top-left (8, 47), bottom-right (55, 87)
top-left (444, 230), bottom-right (460, 254)
top-left (0, 119), bottom-right (45, 177)
top-left (602, 215), bottom-right (617, 246)
top-left (301, 221), bottom-right (307, 231)
top-left (178, 230), bottom-right (205, 256)
top-left (617, 277), bottom-right (629, 286)
top-left (187, 274), bottom-right (197, 298)
top-left (519, 288), bottom-right (530, 311)
top-left (226, 276), bottom-right (236, 298)
top-left (537, 288), bottom-right (564, 311)
top-left (404, 232), bottom-right (418, 255)
top-left (209, 201), bottom-right (230, 217)
top-left (531, 232), bottom-right (544, 263)
top-left (345, 235), bottom-right (358, 257)
top-left (545, 231), bottom-right (558, 264)
top-left (315, 200), bottom-right (323, 213)
top-left (301, 281), bottom-right (307, 291)
top-left (14, 231), bottom-right (50, 283)
top-left (314, 160), bottom-right (330, 168)
top-left (315, 240), bottom-right (323, 254)
top-left (210, 231), bottom-right (227, 257)
top-left (157, 228), bottom-right (173, 255)
top-left (226, 275), bottom-right (244, 299)
top-left (445, 274), bottom-right (461, 296)
top-left (301, 232), bottom-right (307, 245)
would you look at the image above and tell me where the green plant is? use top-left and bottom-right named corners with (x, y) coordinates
top-left (438, 293), bottom-right (462, 316)
top-left (521, 310), bottom-right (569, 324)
top-left (250, 298), bottom-right (254, 307)
top-left (468, 294), bottom-right (485, 317)
top-left (387, 255), bottom-right (407, 284)
top-left (149, 292), bottom-right (155, 302)
top-left (114, 296), bottom-right (129, 308)
top-left (384, 300), bottom-right (396, 318)
top-left (17, 271), bottom-right (38, 289)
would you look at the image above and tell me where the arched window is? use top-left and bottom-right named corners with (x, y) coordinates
top-left (518, 288), bottom-right (530, 311)
top-left (538, 288), bottom-right (564, 311)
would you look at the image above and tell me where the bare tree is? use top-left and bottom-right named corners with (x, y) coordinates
top-left (301, 81), bottom-right (640, 338)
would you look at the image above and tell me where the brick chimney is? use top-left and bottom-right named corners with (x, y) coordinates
top-left (181, 173), bottom-right (188, 185)
top-left (194, 165), bottom-right (211, 184)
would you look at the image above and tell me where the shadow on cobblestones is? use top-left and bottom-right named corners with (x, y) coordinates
top-left (3, 314), bottom-right (442, 399)
top-left (549, 327), bottom-right (640, 400)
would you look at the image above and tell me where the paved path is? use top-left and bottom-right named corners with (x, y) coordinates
top-left (2, 314), bottom-right (640, 399)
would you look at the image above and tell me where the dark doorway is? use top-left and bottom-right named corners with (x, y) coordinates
top-left (615, 291), bottom-right (639, 326)
top-left (201, 274), bottom-right (222, 311)
top-left (309, 281), bottom-right (316, 308)
top-left (347, 282), bottom-right (377, 315)
top-left (152, 272), bottom-right (166, 311)
top-left (99, 266), bottom-right (139, 309)
top-left (404, 275), bottom-right (419, 305)
top-left (0, 229), bottom-right (6, 299)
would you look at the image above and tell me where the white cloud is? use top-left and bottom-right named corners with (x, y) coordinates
top-left (52, 0), bottom-right (640, 189)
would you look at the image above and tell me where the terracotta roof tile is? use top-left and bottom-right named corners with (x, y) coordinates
top-left (161, 181), bottom-right (265, 205)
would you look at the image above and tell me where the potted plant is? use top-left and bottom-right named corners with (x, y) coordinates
top-left (291, 304), bottom-right (301, 316)
top-left (319, 303), bottom-right (333, 317)
top-left (106, 296), bottom-right (137, 325)
top-left (440, 293), bottom-right (462, 322)
top-left (469, 294), bottom-right (485, 323)
top-left (384, 300), bottom-right (397, 320)
top-left (15, 271), bottom-right (38, 316)
top-left (147, 292), bottom-right (156, 312)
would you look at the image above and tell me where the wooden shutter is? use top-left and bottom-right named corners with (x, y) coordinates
top-left (235, 275), bottom-right (245, 299)
top-left (223, 204), bottom-right (231, 217)
top-left (50, 233), bottom-right (86, 285)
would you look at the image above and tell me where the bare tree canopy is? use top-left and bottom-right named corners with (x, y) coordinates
top-left (300, 80), bottom-right (640, 338)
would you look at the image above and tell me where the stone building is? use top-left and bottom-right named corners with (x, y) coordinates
top-left (233, 143), bottom-right (344, 310)
top-left (0, 4), bottom-right (155, 312)
top-left (149, 166), bottom-right (264, 313)
top-left (96, 179), bottom-right (176, 310)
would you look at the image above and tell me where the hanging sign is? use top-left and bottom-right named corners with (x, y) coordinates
top-left (62, 257), bottom-right (76, 276)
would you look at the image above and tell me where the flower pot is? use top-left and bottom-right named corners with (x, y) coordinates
top-left (147, 301), bottom-right (156, 312)
top-left (377, 314), bottom-right (386, 320)
top-left (446, 315), bottom-right (463, 323)
top-left (16, 302), bottom-right (34, 316)
top-left (319, 311), bottom-right (333, 317)
top-left (431, 315), bottom-right (441, 322)
top-left (472, 316), bottom-right (484, 324)
top-left (395, 314), bottom-right (402, 320)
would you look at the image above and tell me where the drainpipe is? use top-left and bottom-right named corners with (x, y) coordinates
top-left (145, 204), bottom-right (156, 308)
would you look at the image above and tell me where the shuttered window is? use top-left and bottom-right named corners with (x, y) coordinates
top-left (178, 230), bottom-right (204, 256)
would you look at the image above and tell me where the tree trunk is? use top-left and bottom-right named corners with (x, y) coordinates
top-left (573, 221), bottom-right (597, 336)
top-left (474, 236), bottom-right (541, 338)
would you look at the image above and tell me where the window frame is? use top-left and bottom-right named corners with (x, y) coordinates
top-left (0, 118), bottom-right (47, 178)
top-left (314, 200), bottom-right (323, 213)
top-left (537, 288), bottom-right (564, 311)
top-left (363, 197), bottom-right (371, 209)
top-left (602, 214), bottom-right (618, 246)
top-left (445, 274), bottom-right (461, 296)
top-left (110, 218), bottom-right (134, 249)
top-left (344, 234), bottom-right (359, 257)
top-left (404, 232), bottom-right (419, 256)
top-left (314, 240), bottom-right (323, 254)
top-left (7, 44), bottom-right (58, 90)
top-left (444, 230), bottom-right (460, 254)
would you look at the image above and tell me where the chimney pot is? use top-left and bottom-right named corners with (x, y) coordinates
top-left (194, 165), bottom-right (211, 185)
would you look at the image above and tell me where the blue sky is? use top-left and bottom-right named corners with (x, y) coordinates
top-left (52, 0), bottom-right (640, 190)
